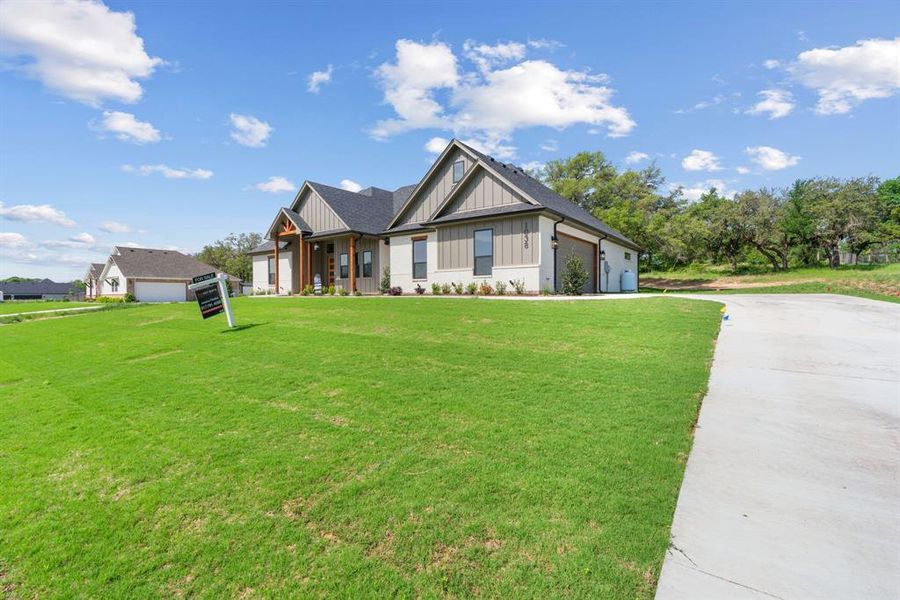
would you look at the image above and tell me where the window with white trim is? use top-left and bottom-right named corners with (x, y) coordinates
top-left (268, 256), bottom-right (276, 285)
top-left (339, 253), bottom-right (349, 278)
top-left (362, 250), bottom-right (373, 277)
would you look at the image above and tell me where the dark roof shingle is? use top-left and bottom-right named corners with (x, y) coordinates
top-left (308, 181), bottom-right (396, 235)
top-left (0, 279), bottom-right (80, 296)
top-left (110, 247), bottom-right (237, 280)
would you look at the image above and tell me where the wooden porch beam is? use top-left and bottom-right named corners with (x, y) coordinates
top-left (349, 236), bottom-right (357, 293)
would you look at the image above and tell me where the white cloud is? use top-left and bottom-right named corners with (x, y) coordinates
top-left (673, 179), bottom-right (735, 202)
top-left (787, 38), bottom-right (900, 114)
top-left (0, 232), bottom-right (29, 248)
top-left (736, 166), bottom-right (751, 175)
top-left (763, 59), bottom-right (781, 70)
top-left (527, 39), bottom-right (563, 50)
top-left (520, 160), bottom-right (545, 173)
top-left (424, 136), bottom-right (450, 154)
top-left (540, 139), bottom-right (559, 152)
top-left (0, 201), bottom-right (75, 227)
top-left (625, 151), bottom-right (649, 164)
top-left (463, 40), bottom-right (527, 74)
top-left (340, 179), bottom-right (363, 193)
top-left (370, 39), bottom-right (634, 157)
top-left (370, 40), bottom-right (460, 139)
top-left (0, 0), bottom-right (163, 106)
top-left (229, 113), bottom-right (273, 147)
top-left (122, 164), bottom-right (213, 179)
top-left (99, 220), bottom-right (131, 233)
top-left (95, 110), bottom-right (161, 143)
top-left (746, 146), bottom-right (801, 170)
top-left (70, 232), bottom-right (95, 244)
top-left (307, 65), bottom-right (333, 93)
top-left (255, 176), bottom-right (295, 193)
top-left (675, 94), bottom-right (725, 114)
top-left (681, 149), bottom-right (722, 172)
top-left (746, 89), bottom-right (795, 119)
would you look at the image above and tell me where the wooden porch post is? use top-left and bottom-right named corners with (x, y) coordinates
top-left (298, 233), bottom-right (305, 292)
top-left (274, 241), bottom-right (280, 293)
top-left (349, 236), bottom-right (357, 293)
top-left (306, 241), bottom-right (312, 287)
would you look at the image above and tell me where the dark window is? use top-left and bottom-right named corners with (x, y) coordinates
top-left (412, 238), bottom-right (427, 280)
top-left (362, 250), bottom-right (373, 277)
top-left (474, 228), bottom-right (493, 276)
top-left (354, 252), bottom-right (359, 279)
top-left (268, 256), bottom-right (276, 285)
top-left (624, 251), bottom-right (631, 260)
top-left (110, 278), bottom-right (119, 292)
top-left (326, 243), bottom-right (334, 254)
top-left (452, 160), bottom-right (465, 183)
top-left (339, 253), bottom-right (348, 278)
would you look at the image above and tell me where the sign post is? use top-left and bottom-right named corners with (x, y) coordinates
top-left (189, 273), bottom-right (236, 328)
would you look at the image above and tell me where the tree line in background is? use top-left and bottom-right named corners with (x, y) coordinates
top-left (536, 151), bottom-right (900, 272)
top-left (196, 232), bottom-right (262, 282)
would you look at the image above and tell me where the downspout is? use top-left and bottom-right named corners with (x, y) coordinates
top-left (551, 216), bottom-right (565, 293)
top-left (597, 233), bottom-right (608, 293)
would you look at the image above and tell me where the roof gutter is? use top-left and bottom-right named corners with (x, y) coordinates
top-left (551, 216), bottom-right (565, 293)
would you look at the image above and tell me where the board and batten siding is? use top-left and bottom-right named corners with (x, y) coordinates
top-left (437, 215), bottom-right (538, 270)
top-left (396, 148), bottom-right (472, 226)
top-left (440, 168), bottom-right (526, 216)
top-left (296, 187), bottom-right (345, 233)
top-left (332, 235), bottom-right (382, 294)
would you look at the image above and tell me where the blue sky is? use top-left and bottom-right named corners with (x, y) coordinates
top-left (1, 0), bottom-right (898, 280)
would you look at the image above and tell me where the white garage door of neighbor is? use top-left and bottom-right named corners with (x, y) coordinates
top-left (134, 281), bottom-right (187, 302)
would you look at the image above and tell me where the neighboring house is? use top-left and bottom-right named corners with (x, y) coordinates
top-left (83, 262), bottom-right (105, 300)
top-left (249, 139), bottom-right (639, 295)
top-left (97, 246), bottom-right (240, 302)
top-left (0, 279), bottom-right (84, 300)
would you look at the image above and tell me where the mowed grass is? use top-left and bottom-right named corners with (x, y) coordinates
top-left (0, 301), bottom-right (93, 315)
top-left (642, 263), bottom-right (900, 303)
top-left (0, 297), bottom-right (721, 598)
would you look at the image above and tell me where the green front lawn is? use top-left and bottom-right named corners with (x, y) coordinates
top-left (0, 301), bottom-right (93, 315)
top-left (0, 297), bottom-right (721, 598)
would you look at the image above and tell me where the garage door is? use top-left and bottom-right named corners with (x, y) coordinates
top-left (134, 281), bottom-right (187, 302)
top-left (555, 235), bottom-right (597, 294)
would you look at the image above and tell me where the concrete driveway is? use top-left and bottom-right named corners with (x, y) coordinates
top-left (657, 294), bottom-right (900, 600)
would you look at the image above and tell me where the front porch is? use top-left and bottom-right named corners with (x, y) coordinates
top-left (270, 218), bottom-right (383, 295)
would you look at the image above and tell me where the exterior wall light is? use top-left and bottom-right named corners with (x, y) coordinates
top-left (600, 249), bottom-right (606, 261)
top-left (550, 236), bottom-right (559, 250)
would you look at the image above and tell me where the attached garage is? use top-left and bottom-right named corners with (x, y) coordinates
top-left (555, 234), bottom-right (597, 294)
top-left (134, 281), bottom-right (187, 302)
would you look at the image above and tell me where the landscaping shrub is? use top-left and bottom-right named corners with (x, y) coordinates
top-left (353, 290), bottom-right (363, 296)
top-left (301, 284), bottom-right (314, 296)
top-left (441, 282), bottom-right (451, 295)
top-left (338, 286), bottom-right (349, 296)
top-left (562, 252), bottom-right (588, 296)
top-left (96, 296), bottom-right (124, 303)
top-left (465, 282), bottom-right (478, 295)
top-left (123, 293), bottom-right (137, 303)
top-left (495, 281), bottom-right (507, 295)
top-left (451, 282), bottom-right (464, 295)
top-left (378, 267), bottom-right (391, 294)
top-left (431, 283), bottom-right (442, 295)
top-left (509, 279), bottom-right (526, 295)
top-left (478, 281), bottom-right (494, 295)
top-left (327, 284), bottom-right (335, 295)
top-left (415, 284), bottom-right (426, 295)
top-left (541, 286), bottom-right (553, 296)
top-left (389, 286), bottom-right (403, 296)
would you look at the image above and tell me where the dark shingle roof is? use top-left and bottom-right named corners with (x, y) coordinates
top-left (456, 141), bottom-right (639, 249)
top-left (110, 247), bottom-right (235, 280)
top-left (427, 203), bottom-right (541, 225)
top-left (392, 184), bottom-right (417, 214)
top-left (247, 240), bottom-right (290, 255)
top-left (87, 263), bottom-right (104, 276)
top-left (0, 279), bottom-right (80, 296)
top-left (308, 181), bottom-right (396, 235)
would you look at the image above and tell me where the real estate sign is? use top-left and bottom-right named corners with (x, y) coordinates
top-left (189, 272), bottom-right (235, 327)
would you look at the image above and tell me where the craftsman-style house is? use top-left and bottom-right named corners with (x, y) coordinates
top-left (249, 140), bottom-right (639, 294)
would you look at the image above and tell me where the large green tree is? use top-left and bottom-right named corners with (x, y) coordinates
top-left (196, 232), bottom-right (263, 282)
